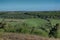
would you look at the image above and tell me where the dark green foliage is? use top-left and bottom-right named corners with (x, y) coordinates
top-left (45, 19), bottom-right (52, 31)
top-left (49, 23), bottom-right (59, 38)
top-left (41, 18), bottom-right (59, 38)
top-left (30, 27), bottom-right (35, 34)
top-left (0, 11), bottom-right (60, 19)
top-left (0, 19), bottom-right (6, 29)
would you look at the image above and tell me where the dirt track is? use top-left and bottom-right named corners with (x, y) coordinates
top-left (0, 33), bottom-right (60, 40)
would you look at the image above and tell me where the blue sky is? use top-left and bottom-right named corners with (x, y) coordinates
top-left (0, 0), bottom-right (60, 11)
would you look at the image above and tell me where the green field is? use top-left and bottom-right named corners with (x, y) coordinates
top-left (0, 18), bottom-right (60, 38)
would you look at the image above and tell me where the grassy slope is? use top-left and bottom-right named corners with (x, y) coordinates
top-left (0, 18), bottom-right (60, 38)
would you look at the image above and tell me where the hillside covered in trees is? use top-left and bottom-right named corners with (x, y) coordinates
top-left (0, 11), bottom-right (60, 19)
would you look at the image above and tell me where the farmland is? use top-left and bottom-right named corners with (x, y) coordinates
top-left (0, 11), bottom-right (60, 40)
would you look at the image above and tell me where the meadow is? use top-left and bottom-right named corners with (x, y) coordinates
top-left (0, 18), bottom-right (60, 37)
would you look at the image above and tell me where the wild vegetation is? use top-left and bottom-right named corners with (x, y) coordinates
top-left (0, 11), bottom-right (60, 19)
top-left (0, 11), bottom-right (60, 40)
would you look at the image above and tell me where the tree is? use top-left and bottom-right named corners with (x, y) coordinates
top-left (49, 23), bottom-right (59, 38)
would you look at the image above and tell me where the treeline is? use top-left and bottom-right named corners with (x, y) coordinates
top-left (0, 11), bottom-right (60, 19)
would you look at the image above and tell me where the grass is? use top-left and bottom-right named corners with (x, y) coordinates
top-left (0, 18), bottom-right (60, 38)
top-left (0, 33), bottom-right (60, 40)
top-left (24, 18), bottom-right (47, 27)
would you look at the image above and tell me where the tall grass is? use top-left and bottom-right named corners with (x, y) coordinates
top-left (0, 18), bottom-right (60, 38)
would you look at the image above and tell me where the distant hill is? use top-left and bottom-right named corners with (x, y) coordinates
top-left (0, 11), bottom-right (60, 19)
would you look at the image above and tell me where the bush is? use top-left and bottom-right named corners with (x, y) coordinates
top-left (0, 29), bottom-right (4, 32)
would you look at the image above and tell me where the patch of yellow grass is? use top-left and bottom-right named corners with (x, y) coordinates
top-left (0, 33), bottom-right (60, 40)
top-left (0, 38), bottom-right (4, 40)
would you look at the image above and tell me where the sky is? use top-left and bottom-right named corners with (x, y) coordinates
top-left (0, 0), bottom-right (60, 11)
